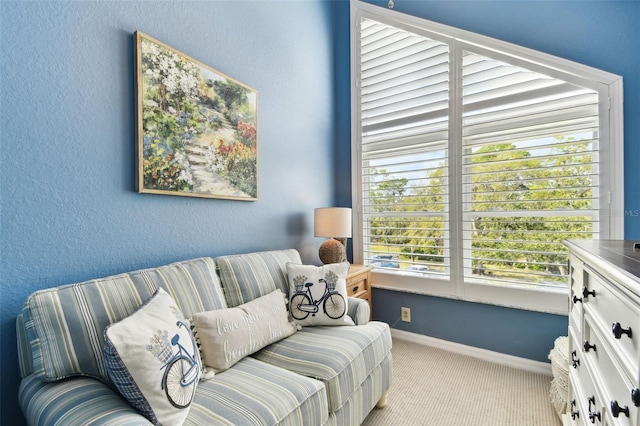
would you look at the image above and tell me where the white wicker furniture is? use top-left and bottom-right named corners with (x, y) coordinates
top-left (549, 336), bottom-right (570, 419)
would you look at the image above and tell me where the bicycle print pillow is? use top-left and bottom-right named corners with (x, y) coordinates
top-left (286, 262), bottom-right (355, 327)
top-left (104, 288), bottom-right (202, 425)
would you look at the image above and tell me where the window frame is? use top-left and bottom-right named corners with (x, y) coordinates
top-left (350, 1), bottom-right (624, 315)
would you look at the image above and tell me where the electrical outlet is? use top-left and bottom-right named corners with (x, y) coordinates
top-left (401, 307), bottom-right (411, 322)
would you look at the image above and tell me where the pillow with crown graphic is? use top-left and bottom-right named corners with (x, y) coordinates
top-left (104, 288), bottom-right (202, 425)
top-left (286, 262), bottom-right (354, 327)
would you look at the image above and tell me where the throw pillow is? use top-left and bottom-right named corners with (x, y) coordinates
top-left (286, 262), bottom-right (354, 327)
top-left (189, 322), bottom-right (216, 381)
top-left (192, 289), bottom-right (298, 373)
top-left (103, 288), bottom-right (201, 425)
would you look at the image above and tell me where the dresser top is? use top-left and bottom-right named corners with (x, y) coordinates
top-left (565, 240), bottom-right (640, 293)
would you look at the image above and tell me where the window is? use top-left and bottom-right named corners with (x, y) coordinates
top-left (350, 2), bottom-right (623, 313)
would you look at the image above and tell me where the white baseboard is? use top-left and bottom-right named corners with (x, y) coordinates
top-left (391, 328), bottom-right (553, 377)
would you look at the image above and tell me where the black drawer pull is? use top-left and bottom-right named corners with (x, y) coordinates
top-left (570, 400), bottom-right (579, 420)
top-left (582, 287), bottom-right (596, 299)
top-left (611, 400), bottom-right (629, 418)
top-left (612, 322), bottom-right (632, 339)
top-left (571, 350), bottom-right (580, 368)
top-left (588, 397), bottom-right (600, 423)
top-left (573, 295), bottom-right (583, 304)
top-left (632, 388), bottom-right (640, 407)
top-left (583, 341), bottom-right (596, 352)
top-left (351, 286), bottom-right (359, 293)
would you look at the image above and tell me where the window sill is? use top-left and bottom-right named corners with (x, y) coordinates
top-left (371, 270), bottom-right (569, 316)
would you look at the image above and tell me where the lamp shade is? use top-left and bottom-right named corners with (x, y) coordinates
top-left (314, 207), bottom-right (352, 238)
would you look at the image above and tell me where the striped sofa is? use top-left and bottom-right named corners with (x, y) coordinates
top-left (17, 249), bottom-right (392, 425)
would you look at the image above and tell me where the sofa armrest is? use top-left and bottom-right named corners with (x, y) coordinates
top-left (347, 297), bottom-right (370, 325)
top-left (19, 374), bottom-right (151, 426)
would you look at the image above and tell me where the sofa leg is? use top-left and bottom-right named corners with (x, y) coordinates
top-left (376, 391), bottom-right (389, 408)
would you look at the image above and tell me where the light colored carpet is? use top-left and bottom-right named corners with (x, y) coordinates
top-left (362, 337), bottom-right (562, 426)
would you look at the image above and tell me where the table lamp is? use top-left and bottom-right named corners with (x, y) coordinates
top-left (314, 207), bottom-right (352, 264)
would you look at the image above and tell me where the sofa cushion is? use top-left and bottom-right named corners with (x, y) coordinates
top-left (24, 274), bottom-right (156, 383)
top-left (252, 321), bottom-right (392, 412)
top-left (215, 249), bottom-right (301, 307)
top-left (129, 257), bottom-right (227, 318)
top-left (19, 374), bottom-right (152, 426)
top-left (286, 262), bottom-right (354, 326)
top-left (328, 353), bottom-right (392, 425)
top-left (23, 257), bottom-right (225, 383)
top-left (185, 357), bottom-right (328, 426)
top-left (104, 288), bottom-right (201, 425)
top-left (192, 289), bottom-right (297, 372)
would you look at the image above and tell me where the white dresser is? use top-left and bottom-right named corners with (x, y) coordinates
top-left (565, 240), bottom-right (640, 425)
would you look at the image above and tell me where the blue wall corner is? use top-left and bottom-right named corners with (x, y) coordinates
top-left (332, 0), bottom-right (353, 209)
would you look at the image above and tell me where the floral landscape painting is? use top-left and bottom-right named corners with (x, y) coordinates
top-left (135, 32), bottom-right (258, 200)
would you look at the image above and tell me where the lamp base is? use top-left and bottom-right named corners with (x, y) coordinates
top-left (319, 238), bottom-right (346, 264)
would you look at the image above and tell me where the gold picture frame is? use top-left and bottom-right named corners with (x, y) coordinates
top-left (135, 31), bottom-right (258, 200)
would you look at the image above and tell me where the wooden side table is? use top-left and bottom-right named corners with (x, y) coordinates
top-left (346, 264), bottom-right (373, 319)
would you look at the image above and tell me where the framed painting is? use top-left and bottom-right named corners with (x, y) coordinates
top-left (135, 31), bottom-right (258, 200)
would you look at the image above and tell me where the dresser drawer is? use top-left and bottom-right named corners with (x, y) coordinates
top-left (345, 265), bottom-right (373, 320)
top-left (583, 316), bottom-right (640, 425)
top-left (567, 373), bottom-right (582, 425)
top-left (565, 240), bottom-right (640, 426)
top-left (583, 265), bottom-right (640, 380)
top-left (570, 254), bottom-right (585, 339)
top-left (569, 339), bottom-right (606, 426)
top-left (347, 280), bottom-right (368, 298)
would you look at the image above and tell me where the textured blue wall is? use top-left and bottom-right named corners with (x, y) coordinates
top-left (339, 0), bottom-right (640, 362)
top-left (2, 0), bottom-right (639, 423)
top-left (0, 1), bottom-right (335, 423)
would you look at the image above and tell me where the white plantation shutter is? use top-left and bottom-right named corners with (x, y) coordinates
top-left (360, 18), bottom-right (450, 274)
top-left (461, 51), bottom-right (601, 288)
top-left (352, 3), bottom-right (622, 312)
